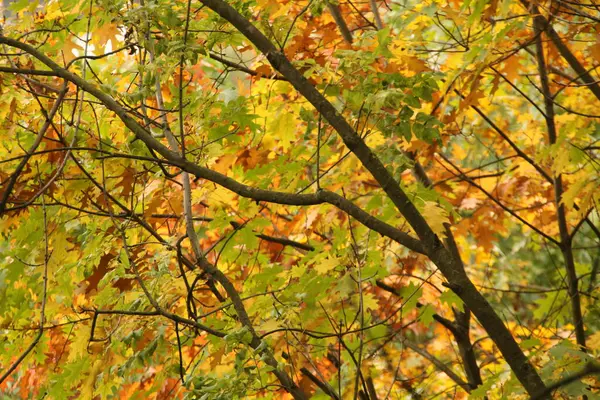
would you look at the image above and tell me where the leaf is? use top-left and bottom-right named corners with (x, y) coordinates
top-left (500, 54), bottom-right (522, 82)
top-left (268, 110), bottom-right (298, 151)
top-left (314, 255), bottom-right (340, 275)
top-left (92, 23), bottom-right (121, 50)
top-left (460, 197), bottom-right (480, 210)
top-left (419, 304), bottom-right (436, 326)
top-left (362, 293), bottom-right (379, 311)
top-left (119, 249), bottom-right (130, 268)
top-left (8, 0), bottom-right (34, 13)
top-left (588, 331), bottom-right (600, 351)
top-left (521, 338), bottom-right (541, 350)
top-left (254, 64), bottom-right (273, 78)
top-left (440, 289), bottom-right (465, 312)
top-left (469, 377), bottom-right (495, 399)
top-left (399, 282), bottom-right (422, 313)
top-left (561, 180), bottom-right (588, 209)
top-left (60, 37), bottom-right (84, 64)
top-left (259, 319), bottom-right (280, 332)
top-left (397, 121), bottom-right (412, 141)
top-left (239, 226), bottom-right (259, 249)
top-left (534, 292), bottom-right (569, 323)
top-left (590, 35), bottom-right (600, 62)
top-left (422, 201), bottom-right (450, 238)
top-left (68, 327), bottom-right (91, 362)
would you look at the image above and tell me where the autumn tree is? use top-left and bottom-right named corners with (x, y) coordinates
top-left (1, 0), bottom-right (599, 398)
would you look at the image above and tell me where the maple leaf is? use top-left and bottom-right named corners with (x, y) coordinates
top-left (314, 255), bottom-right (340, 275)
top-left (501, 55), bottom-right (523, 82)
top-left (60, 37), bottom-right (84, 64)
top-left (92, 23), bottom-right (122, 50)
top-left (458, 77), bottom-right (486, 111)
top-left (254, 64), bottom-right (273, 78)
top-left (268, 110), bottom-right (298, 151)
top-left (422, 201), bottom-right (450, 238)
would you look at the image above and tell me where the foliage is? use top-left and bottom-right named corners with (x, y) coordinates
top-left (0, 0), bottom-right (599, 398)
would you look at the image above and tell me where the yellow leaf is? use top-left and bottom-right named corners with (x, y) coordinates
top-left (314, 256), bottom-right (340, 275)
top-left (48, 232), bottom-right (72, 274)
top-left (259, 319), bottom-right (281, 332)
top-left (422, 201), bottom-right (449, 238)
top-left (80, 358), bottom-right (104, 400)
top-left (68, 327), bottom-right (91, 361)
top-left (362, 293), bottom-right (379, 311)
top-left (289, 265), bottom-right (305, 278)
top-left (92, 23), bottom-right (121, 50)
top-left (212, 185), bottom-right (236, 205)
top-left (272, 3), bottom-right (293, 19)
top-left (551, 147), bottom-right (570, 175)
top-left (588, 331), bottom-right (600, 351)
top-left (256, 0), bottom-right (280, 13)
top-left (268, 111), bottom-right (298, 151)
top-left (390, 42), bottom-right (429, 74)
top-left (561, 180), bottom-right (588, 209)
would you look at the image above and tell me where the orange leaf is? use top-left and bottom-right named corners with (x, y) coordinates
top-left (501, 55), bottom-right (522, 82)
top-left (589, 35), bottom-right (600, 62)
top-left (92, 23), bottom-right (121, 50)
top-left (255, 64), bottom-right (273, 78)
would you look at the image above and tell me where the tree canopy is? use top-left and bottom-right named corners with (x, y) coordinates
top-left (1, 0), bottom-right (600, 398)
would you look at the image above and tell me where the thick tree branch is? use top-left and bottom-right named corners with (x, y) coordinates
top-left (326, 1), bottom-right (353, 44)
top-left (0, 66), bottom-right (59, 76)
top-left (521, 0), bottom-right (600, 102)
top-left (177, 3), bottom-right (550, 396)
top-left (533, 19), bottom-right (586, 349)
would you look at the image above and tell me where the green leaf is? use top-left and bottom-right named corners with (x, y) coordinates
top-left (399, 282), bottom-right (422, 313)
top-left (440, 289), bottom-right (465, 312)
top-left (469, 377), bottom-right (495, 399)
top-left (419, 304), bottom-right (436, 326)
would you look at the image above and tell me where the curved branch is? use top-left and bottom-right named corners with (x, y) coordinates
top-left (0, 84), bottom-right (67, 214)
top-left (189, 3), bottom-right (549, 396)
top-left (0, 35), bottom-right (424, 256)
top-left (530, 362), bottom-right (600, 400)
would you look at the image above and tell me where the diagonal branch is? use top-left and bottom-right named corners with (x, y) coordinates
top-left (197, 0), bottom-right (439, 251)
top-left (0, 66), bottom-right (59, 76)
top-left (160, 3), bottom-right (551, 396)
top-left (532, 18), bottom-right (586, 349)
top-left (0, 35), bottom-right (424, 255)
top-left (0, 26), bottom-right (549, 397)
top-left (520, 0), bottom-right (600, 102)
top-left (0, 84), bottom-right (67, 214)
top-left (402, 340), bottom-right (470, 392)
